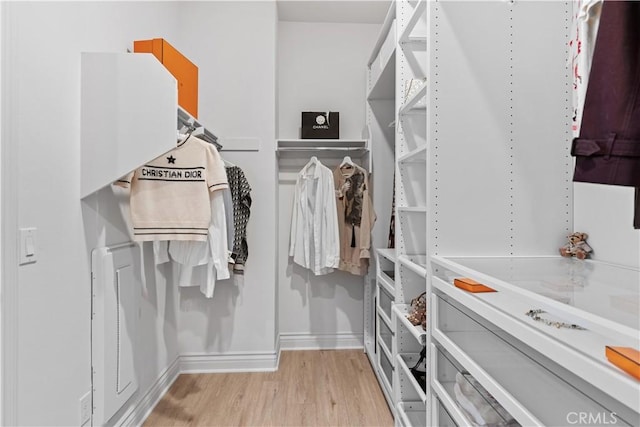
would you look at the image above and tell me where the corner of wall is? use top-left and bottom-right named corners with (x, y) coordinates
top-left (114, 356), bottom-right (181, 427)
top-left (1, 2), bottom-right (19, 423)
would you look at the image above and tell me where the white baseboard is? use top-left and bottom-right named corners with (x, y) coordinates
top-left (117, 356), bottom-right (181, 427)
top-left (279, 333), bottom-right (364, 350)
top-left (180, 350), bottom-right (280, 373)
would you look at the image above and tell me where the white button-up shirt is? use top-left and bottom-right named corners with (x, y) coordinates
top-left (289, 158), bottom-right (340, 275)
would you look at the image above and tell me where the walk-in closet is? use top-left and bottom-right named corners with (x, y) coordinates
top-left (1, 1), bottom-right (638, 426)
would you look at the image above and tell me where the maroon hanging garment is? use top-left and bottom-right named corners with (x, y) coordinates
top-left (571, 0), bottom-right (640, 228)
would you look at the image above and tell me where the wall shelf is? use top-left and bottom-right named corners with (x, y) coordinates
top-left (276, 139), bottom-right (368, 157)
top-left (398, 206), bottom-right (427, 214)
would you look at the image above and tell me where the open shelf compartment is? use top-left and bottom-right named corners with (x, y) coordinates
top-left (399, 83), bottom-right (427, 116)
top-left (397, 353), bottom-right (427, 403)
top-left (369, 50), bottom-right (396, 101)
top-left (397, 401), bottom-right (426, 427)
top-left (398, 145), bottom-right (427, 163)
top-left (399, 0), bottom-right (427, 45)
top-left (398, 162), bottom-right (426, 208)
top-left (393, 304), bottom-right (426, 345)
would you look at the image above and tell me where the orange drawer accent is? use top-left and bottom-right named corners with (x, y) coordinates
top-left (134, 38), bottom-right (198, 118)
top-left (454, 278), bottom-right (496, 293)
top-left (606, 346), bottom-right (640, 381)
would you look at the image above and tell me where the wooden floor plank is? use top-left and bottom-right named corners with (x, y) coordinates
top-left (143, 350), bottom-right (393, 427)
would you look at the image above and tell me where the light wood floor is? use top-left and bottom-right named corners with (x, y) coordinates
top-left (144, 350), bottom-right (394, 427)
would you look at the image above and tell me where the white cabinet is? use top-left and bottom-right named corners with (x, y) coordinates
top-left (429, 256), bottom-right (640, 426)
top-left (80, 52), bottom-right (177, 199)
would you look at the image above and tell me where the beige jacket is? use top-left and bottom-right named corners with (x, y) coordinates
top-left (333, 164), bottom-right (376, 276)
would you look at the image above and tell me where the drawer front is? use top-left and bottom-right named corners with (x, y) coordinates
top-left (433, 291), bottom-right (635, 426)
top-left (378, 340), bottom-right (394, 396)
top-left (433, 344), bottom-right (518, 427)
top-left (378, 284), bottom-right (394, 322)
top-left (436, 398), bottom-right (458, 427)
top-left (378, 312), bottom-right (394, 355)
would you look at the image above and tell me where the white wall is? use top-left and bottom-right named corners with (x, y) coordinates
top-left (277, 22), bottom-right (380, 346)
top-left (278, 22), bottom-right (379, 139)
top-left (172, 2), bottom-right (279, 362)
top-left (0, 2), bottom-right (4, 422)
top-left (574, 185), bottom-right (640, 268)
top-left (4, 2), bottom-right (181, 425)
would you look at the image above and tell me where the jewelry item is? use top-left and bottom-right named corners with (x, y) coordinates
top-left (525, 309), bottom-right (586, 330)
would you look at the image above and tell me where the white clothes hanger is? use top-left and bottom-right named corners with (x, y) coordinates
top-left (302, 156), bottom-right (320, 174)
top-left (340, 155), bottom-right (354, 168)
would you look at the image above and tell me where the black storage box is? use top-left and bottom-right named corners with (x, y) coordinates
top-left (301, 112), bottom-right (340, 139)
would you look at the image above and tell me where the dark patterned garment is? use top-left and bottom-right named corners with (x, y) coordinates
top-left (388, 173), bottom-right (395, 249)
top-left (344, 169), bottom-right (366, 227)
top-left (225, 166), bottom-right (252, 270)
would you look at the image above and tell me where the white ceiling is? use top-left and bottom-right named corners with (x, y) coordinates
top-left (277, 0), bottom-right (391, 24)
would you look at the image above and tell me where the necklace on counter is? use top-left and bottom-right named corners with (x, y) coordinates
top-left (525, 309), bottom-right (586, 330)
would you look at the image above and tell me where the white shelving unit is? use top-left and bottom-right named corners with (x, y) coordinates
top-left (425, 2), bottom-right (639, 427)
top-left (365, 0), bottom-right (400, 419)
top-left (365, 1), bottom-right (428, 425)
top-left (372, 248), bottom-right (398, 412)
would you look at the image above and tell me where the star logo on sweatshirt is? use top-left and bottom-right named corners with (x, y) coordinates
top-left (167, 155), bottom-right (176, 164)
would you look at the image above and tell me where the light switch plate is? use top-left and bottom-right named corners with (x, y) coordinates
top-left (18, 227), bottom-right (37, 265)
